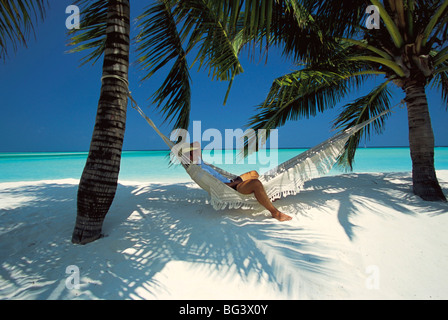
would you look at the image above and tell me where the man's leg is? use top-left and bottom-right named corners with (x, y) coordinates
top-left (240, 170), bottom-right (259, 181)
top-left (236, 179), bottom-right (292, 221)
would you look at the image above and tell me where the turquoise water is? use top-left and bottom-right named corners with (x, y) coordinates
top-left (0, 148), bottom-right (447, 183)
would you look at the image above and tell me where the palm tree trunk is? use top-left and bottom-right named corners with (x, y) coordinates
top-left (404, 77), bottom-right (446, 202)
top-left (72, 0), bottom-right (131, 244)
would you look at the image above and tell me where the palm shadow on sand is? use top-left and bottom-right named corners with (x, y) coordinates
top-left (0, 172), bottom-right (446, 299)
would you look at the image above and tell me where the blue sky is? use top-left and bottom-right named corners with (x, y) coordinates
top-left (0, 0), bottom-right (447, 153)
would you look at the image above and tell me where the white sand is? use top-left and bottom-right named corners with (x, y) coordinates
top-left (0, 171), bottom-right (447, 300)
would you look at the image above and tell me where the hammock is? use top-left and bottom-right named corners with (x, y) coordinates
top-left (127, 92), bottom-right (392, 210)
top-left (102, 74), bottom-right (391, 210)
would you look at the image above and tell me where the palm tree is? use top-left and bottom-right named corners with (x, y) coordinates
top-left (69, 0), bottom-right (131, 244)
top-left (68, 0), bottom-right (251, 244)
top-left (0, 0), bottom-right (48, 61)
top-left (69, 0), bottom-right (447, 244)
top-left (1, 0), bottom-right (134, 244)
top-left (69, 0), bottom-right (245, 244)
top-left (240, 0), bottom-right (448, 202)
top-left (141, 0), bottom-right (446, 201)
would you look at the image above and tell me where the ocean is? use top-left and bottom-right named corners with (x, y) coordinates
top-left (0, 148), bottom-right (447, 183)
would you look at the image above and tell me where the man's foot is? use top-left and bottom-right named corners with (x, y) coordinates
top-left (271, 210), bottom-right (292, 221)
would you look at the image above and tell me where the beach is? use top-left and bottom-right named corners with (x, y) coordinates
top-left (3, 0), bottom-right (448, 302)
top-left (3, 0), bottom-right (448, 303)
top-left (1, 169), bottom-right (447, 300)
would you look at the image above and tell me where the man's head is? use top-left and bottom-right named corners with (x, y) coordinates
top-left (172, 141), bottom-right (202, 165)
top-left (188, 141), bottom-right (202, 163)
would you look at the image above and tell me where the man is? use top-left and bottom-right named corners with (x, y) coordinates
top-left (185, 142), bottom-right (292, 222)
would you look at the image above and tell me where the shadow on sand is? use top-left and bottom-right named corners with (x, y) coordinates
top-left (0, 172), bottom-right (446, 299)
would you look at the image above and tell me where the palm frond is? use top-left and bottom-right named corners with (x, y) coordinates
top-left (210, 0), bottom-right (275, 44)
top-left (66, 0), bottom-right (108, 66)
top-left (341, 38), bottom-right (393, 60)
top-left (247, 51), bottom-right (377, 132)
top-left (176, 0), bottom-right (244, 102)
top-left (421, 0), bottom-right (448, 47)
top-left (309, 0), bottom-right (370, 38)
top-left (0, 0), bottom-right (48, 61)
top-left (370, 0), bottom-right (405, 48)
top-left (433, 46), bottom-right (448, 66)
top-left (346, 55), bottom-right (406, 77)
top-left (248, 70), bottom-right (350, 131)
top-left (426, 12), bottom-right (448, 49)
top-left (231, 0), bottom-right (337, 66)
top-left (136, 0), bottom-right (191, 130)
top-left (431, 60), bottom-right (448, 109)
top-left (333, 80), bottom-right (393, 170)
top-left (266, 0), bottom-right (333, 64)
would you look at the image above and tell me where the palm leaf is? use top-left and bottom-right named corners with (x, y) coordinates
top-left (250, 70), bottom-right (351, 130)
top-left (176, 0), bottom-right (244, 101)
top-left (333, 80), bottom-right (393, 170)
top-left (136, 0), bottom-right (191, 130)
top-left (421, 0), bottom-right (448, 47)
top-left (342, 38), bottom-right (393, 60)
top-left (425, 11), bottom-right (448, 49)
top-left (242, 54), bottom-right (382, 158)
top-left (370, 0), bottom-right (405, 48)
top-left (66, 0), bottom-right (108, 66)
top-left (0, 0), bottom-right (47, 60)
top-left (267, 0), bottom-right (330, 64)
top-left (191, 0), bottom-right (332, 72)
top-left (434, 46), bottom-right (448, 66)
top-left (346, 55), bottom-right (406, 77)
top-left (310, 0), bottom-right (370, 37)
top-left (405, 0), bottom-right (416, 38)
top-left (232, 0), bottom-right (336, 66)
top-left (431, 60), bottom-right (448, 109)
top-left (247, 59), bottom-right (375, 134)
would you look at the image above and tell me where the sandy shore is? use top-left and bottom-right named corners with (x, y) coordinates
top-left (1, 171), bottom-right (447, 300)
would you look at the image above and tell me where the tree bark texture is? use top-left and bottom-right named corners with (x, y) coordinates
top-left (72, 0), bottom-right (131, 244)
top-left (404, 77), bottom-right (447, 202)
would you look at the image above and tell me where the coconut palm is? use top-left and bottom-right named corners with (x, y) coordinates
top-left (69, 0), bottom-right (447, 244)
top-left (241, 0), bottom-right (448, 202)
top-left (0, 0), bottom-right (48, 60)
top-left (142, 0), bottom-right (447, 201)
top-left (69, 0), bottom-right (131, 244)
top-left (68, 0), bottom-right (247, 244)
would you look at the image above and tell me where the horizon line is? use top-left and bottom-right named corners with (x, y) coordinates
top-left (1, 146), bottom-right (448, 154)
